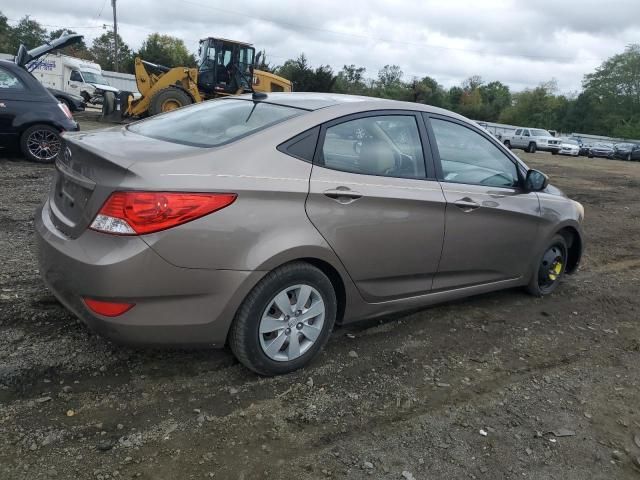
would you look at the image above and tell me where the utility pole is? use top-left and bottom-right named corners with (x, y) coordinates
top-left (111, 0), bottom-right (118, 72)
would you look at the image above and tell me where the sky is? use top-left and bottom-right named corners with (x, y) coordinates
top-left (3, 0), bottom-right (640, 93)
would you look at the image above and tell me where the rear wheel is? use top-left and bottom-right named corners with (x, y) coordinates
top-left (149, 88), bottom-right (193, 116)
top-left (526, 234), bottom-right (568, 297)
top-left (229, 262), bottom-right (337, 376)
top-left (20, 124), bottom-right (61, 163)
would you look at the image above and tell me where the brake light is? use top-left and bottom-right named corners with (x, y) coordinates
top-left (84, 298), bottom-right (134, 317)
top-left (90, 192), bottom-right (237, 235)
top-left (57, 102), bottom-right (73, 120)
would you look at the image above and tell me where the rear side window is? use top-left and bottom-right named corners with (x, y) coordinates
top-left (128, 99), bottom-right (304, 147)
top-left (0, 67), bottom-right (24, 90)
top-left (320, 115), bottom-right (426, 179)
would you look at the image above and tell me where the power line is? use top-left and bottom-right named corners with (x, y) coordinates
top-left (6, 18), bottom-right (104, 29)
top-left (175, 0), bottom-right (601, 63)
top-left (95, 0), bottom-right (108, 20)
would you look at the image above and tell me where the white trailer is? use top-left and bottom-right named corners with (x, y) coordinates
top-left (27, 53), bottom-right (119, 104)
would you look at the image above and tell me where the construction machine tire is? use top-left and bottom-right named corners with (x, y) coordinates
top-left (149, 88), bottom-right (193, 116)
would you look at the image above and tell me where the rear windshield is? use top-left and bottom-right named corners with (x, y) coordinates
top-left (128, 99), bottom-right (304, 147)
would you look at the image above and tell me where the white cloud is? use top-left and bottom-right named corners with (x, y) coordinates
top-left (3, 0), bottom-right (639, 92)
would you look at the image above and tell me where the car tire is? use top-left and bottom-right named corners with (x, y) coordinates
top-left (551, 150), bottom-right (558, 155)
top-left (588, 154), bottom-right (593, 158)
top-left (149, 88), bottom-right (193, 116)
top-left (20, 124), bottom-right (62, 164)
top-left (627, 153), bottom-right (632, 161)
top-left (229, 262), bottom-right (337, 376)
top-left (526, 142), bottom-right (536, 154)
top-left (504, 140), bottom-right (511, 149)
top-left (526, 234), bottom-right (568, 297)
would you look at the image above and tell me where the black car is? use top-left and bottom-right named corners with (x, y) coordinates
top-left (613, 142), bottom-right (640, 161)
top-left (47, 87), bottom-right (86, 112)
top-left (0, 34), bottom-right (81, 163)
top-left (588, 143), bottom-right (615, 159)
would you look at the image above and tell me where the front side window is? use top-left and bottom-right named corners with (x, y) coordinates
top-left (515, 129), bottom-right (522, 135)
top-left (430, 118), bottom-right (519, 188)
top-left (321, 115), bottom-right (426, 179)
top-left (128, 98), bottom-right (304, 147)
top-left (0, 68), bottom-right (24, 89)
top-left (70, 70), bottom-right (83, 82)
top-left (82, 71), bottom-right (108, 85)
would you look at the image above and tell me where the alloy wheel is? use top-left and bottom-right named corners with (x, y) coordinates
top-left (26, 129), bottom-right (61, 162)
top-left (258, 284), bottom-right (325, 362)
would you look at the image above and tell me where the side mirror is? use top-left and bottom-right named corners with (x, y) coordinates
top-left (525, 169), bottom-right (549, 192)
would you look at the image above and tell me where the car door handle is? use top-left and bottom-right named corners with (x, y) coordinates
top-left (323, 187), bottom-right (362, 203)
top-left (453, 197), bottom-right (480, 212)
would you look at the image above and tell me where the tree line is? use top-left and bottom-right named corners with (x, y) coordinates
top-left (1, 12), bottom-right (639, 138)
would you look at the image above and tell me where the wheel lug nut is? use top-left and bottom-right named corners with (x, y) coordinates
top-left (284, 315), bottom-right (290, 321)
top-left (285, 328), bottom-right (291, 335)
top-left (296, 323), bottom-right (303, 330)
top-left (295, 310), bottom-right (302, 316)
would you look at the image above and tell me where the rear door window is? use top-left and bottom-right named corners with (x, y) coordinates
top-left (320, 115), bottom-right (426, 179)
top-left (128, 99), bottom-right (304, 147)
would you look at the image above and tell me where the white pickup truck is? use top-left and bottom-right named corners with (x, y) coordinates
top-left (502, 128), bottom-right (562, 154)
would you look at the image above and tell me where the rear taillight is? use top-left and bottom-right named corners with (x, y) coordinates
top-left (84, 298), bottom-right (134, 317)
top-left (57, 102), bottom-right (73, 120)
top-left (90, 192), bottom-right (237, 235)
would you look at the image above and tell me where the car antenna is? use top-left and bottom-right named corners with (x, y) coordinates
top-left (252, 92), bottom-right (267, 101)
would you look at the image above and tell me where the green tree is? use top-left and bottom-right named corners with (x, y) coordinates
top-left (7, 15), bottom-right (47, 51)
top-left (90, 31), bottom-right (134, 73)
top-left (499, 81), bottom-right (560, 128)
top-left (334, 64), bottom-right (367, 94)
top-left (409, 76), bottom-right (447, 107)
top-left (479, 81), bottom-right (512, 121)
top-left (374, 65), bottom-right (412, 100)
top-left (0, 11), bottom-right (12, 52)
top-left (582, 44), bottom-right (640, 138)
top-left (276, 54), bottom-right (336, 92)
top-left (137, 33), bottom-right (196, 68)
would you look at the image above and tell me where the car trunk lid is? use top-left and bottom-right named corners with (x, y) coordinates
top-left (48, 127), bottom-right (203, 238)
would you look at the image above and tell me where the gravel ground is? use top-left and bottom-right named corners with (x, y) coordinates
top-left (1, 123), bottom-right (640, 479)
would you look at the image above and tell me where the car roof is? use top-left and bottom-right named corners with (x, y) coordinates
top-left (232, 92), bottom-right (468, 120)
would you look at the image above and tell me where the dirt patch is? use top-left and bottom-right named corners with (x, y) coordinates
top-left (1, 140), bottom-right (640, 479)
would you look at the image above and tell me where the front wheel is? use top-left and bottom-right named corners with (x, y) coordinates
top-left (526, 234), bottom-right (568, 297)
top-left (229, 262), bottom-right (337, 376)
top-left (504, 140), bottom-right (511, 149)
top-left (526, 142), bottom-right (537, 154)
top-left (627, 153), bottom-right (632, 161)
top-left (551, 150), bottom-right (558, 155)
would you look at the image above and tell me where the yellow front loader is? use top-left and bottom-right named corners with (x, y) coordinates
top-left (103, 37), bottom-right (292, 120)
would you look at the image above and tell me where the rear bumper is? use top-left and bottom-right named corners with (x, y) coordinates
top-left (35, 200), bottom-right (265, 347)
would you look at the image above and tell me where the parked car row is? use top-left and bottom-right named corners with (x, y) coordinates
top-left (571, 140), bottom-right (640, 161)
top-left (502, 129), bottom-right (640, 161)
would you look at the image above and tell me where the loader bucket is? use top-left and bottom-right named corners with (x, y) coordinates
top-left (101, 91), bottom-right (133, 123)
